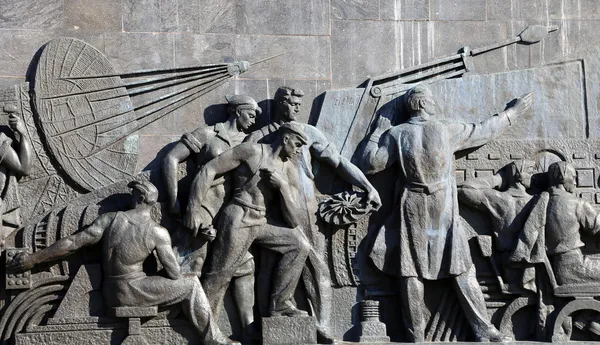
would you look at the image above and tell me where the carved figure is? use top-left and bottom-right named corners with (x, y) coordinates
top-left (458, 161), bottom-right (536, 291)
top-left (0, 109), bottom-right (31, 250)
top-left (512, 161), bottom-right (600, 286)
top-left (184, 122), bottom-right (311, 320)
top-left (162, 95), bottom-right (259, 331)
top-left (360, 84), bottom-right (533, 342)
top-left (246, 86), bottom-right (381, 342)
top-left (6, 181), bottom-right (237, 345)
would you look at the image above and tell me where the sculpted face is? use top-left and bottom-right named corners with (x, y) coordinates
top-left (282, 134), bottom-right (305, 159)
top-left (279, 95), bottom-right (302, 122)
top-left (515, 162), bottom-right (535, 189)
top-left (420, 96), bottom-right (436, 116)
top-left (236, 107), bottom-right (257, 132)
top-left (563, 165), bottom-right (577, 193)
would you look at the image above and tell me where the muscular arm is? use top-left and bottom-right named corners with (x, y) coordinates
top-left (153, 226), bottom-right (182, 280)
top-left (2, 138), bottom-right (32, 176)
top-left (185, 143), bottom-right (259, 229)
top-left (162, 142), bottom-right (192, 210)
top-left (359, 129), bottom-right (398, 175)
top-left (28, 214), bottom-right (111, 266)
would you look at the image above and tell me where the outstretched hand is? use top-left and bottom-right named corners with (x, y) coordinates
top-left (366, 189), bottom-right (382, 211)
top-left (6, 252), bottom-right (35, 272)
top-left (508, 92), bottom-right (533, 118)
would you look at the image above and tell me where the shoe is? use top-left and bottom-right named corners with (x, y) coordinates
top-left (270, 304), bottom-right (309, 317)
top-left (316, 327), bottom-right (338, 344)
top-left (205, 338), bottom-right (241, 345)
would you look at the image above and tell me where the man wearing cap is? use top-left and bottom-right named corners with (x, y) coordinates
top-left (458, 161), bottom-right (537, 291)
top-left (360, 84), bottom-right (532, 342)
top-left (246, 86), bottom-right (381, 343)
top-left (184, 122), bottom-right (312, 319)
top-left (7, 180), bottom-right (238, 345)
top-left (162, 94), bottom-right (259, 332)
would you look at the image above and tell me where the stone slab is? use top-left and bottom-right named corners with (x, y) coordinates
top-left (331, 0), bottom-right (379, 20)
top-left (262, 316), bottom-right (317, 345)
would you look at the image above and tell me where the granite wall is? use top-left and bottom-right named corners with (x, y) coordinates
top-left (0, 0), bottom-right (597, 173)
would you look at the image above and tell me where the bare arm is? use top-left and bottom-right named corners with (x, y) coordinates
top-left (7, 214), bottom-right (112, 271)
top-left (184, 143), bottom-right (259, 230)
top-left (3, 115), bottom-right (32, 176)
top-left (162, 142), bottom-right (192, 214)
top-left (153, 226), bottom-right (182, 280)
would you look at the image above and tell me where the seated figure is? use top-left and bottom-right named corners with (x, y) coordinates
top-left (7, 180), bottom-right (238, 345)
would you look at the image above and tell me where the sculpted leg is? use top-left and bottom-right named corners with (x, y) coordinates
top-left (255, 224), bottom-right (310, 315)
top-left (453, 265), bottom-right (512, 342)
top-left (232, 252), bottom-right (256, 328)
top-left (399, 276), bottom-right (425, 342)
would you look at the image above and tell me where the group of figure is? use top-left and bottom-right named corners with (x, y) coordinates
top-left (8, 81), bottom-right (600, 344)
top-left (7, 86), bottom-right (380, 345)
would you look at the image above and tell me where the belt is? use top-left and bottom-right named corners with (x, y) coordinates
top-left (405, 180), bottom-right (447, 195)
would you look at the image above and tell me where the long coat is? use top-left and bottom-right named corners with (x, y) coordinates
top-left (366, 113), bottom-right (513, 279)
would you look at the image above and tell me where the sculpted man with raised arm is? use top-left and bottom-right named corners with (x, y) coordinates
top-left (7, 181), bottom-right (237, 345)
top-left (360, 84), bottom-right (532, 342)
top-left (185, 122), bottom-right (312, 320)
top-left (0, 109), bottom-right (32, 250)
top-left (246, 86), bottom-right (381, 343)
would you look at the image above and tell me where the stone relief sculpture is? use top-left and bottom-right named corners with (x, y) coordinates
top-left (185, 123), bottom-right (312, 324)
top-left (0, 110), bottom-right (31, 250)
top-left (457, 161), bottom-right (537, 292)
top-left (162, 95), bottom-right (260, 336)
top-left (7, 181), bottom-right (238, 345)
top-left (246, 86), bottom-right (381, 343)
top-left (359, 84), bottom-right (533, 342)
top-left (13, 21), bottom-right (600, 345)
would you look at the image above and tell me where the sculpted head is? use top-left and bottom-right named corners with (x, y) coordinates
top-left (548, 161), bottom-right (576, 193)
top-left (226, 95), bottom-right (261, 132)
top-left (405, 84), bottom-right (436, 116)
top-left (279, 122), bottom-right (308, 160)
top-left (507, 160), bottom-right (535, 189)
top-left (274, 86), bottom-right (304, 122)
top-left (128, 180), bottom-right (158, 206)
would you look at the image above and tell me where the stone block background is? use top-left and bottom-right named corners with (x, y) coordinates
top-left (0, 0), bottom-right (597, 173)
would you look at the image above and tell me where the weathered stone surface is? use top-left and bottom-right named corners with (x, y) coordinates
top-left (262, 316), bottom-right (317, 345)
top-left (104, 33), bottom-right (174, 72)
top-left (65, 0), bottom-right (122, 31)
top-left (237, 0), bottom-right (329, 35)
top-left (0, 0), bottom-right (63, 30)
top-left (430, 0), bottom-right (486, 21)
top-left (235, 35), bottom-right (330, 80)
top-left (331, 0), bottom-right (380, 20)
top-left (332, 20), bottom-right (398, 88)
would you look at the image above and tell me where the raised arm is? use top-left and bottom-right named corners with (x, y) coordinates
top-left (456, 93), bottom-right (533, 151)
top-left (184, 143), bottom-right (258, 231)
top-left (153, 226), bottom-right (182, 280)
top-left (2, 115), bottom-right (32, 176)
top-left (162, 142), bottom-right (192, 215)
top-left (7, 213), bottom-right (112, 272)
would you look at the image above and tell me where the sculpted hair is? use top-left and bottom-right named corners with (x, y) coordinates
top-left (547, 161), bottom-right (573, 186)
top-left (405, 84), bottom-right (433, 112)
top-left (274, 86), bottom-right (305, 103)
top-left (127, 180), bottom-right (159, 205)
